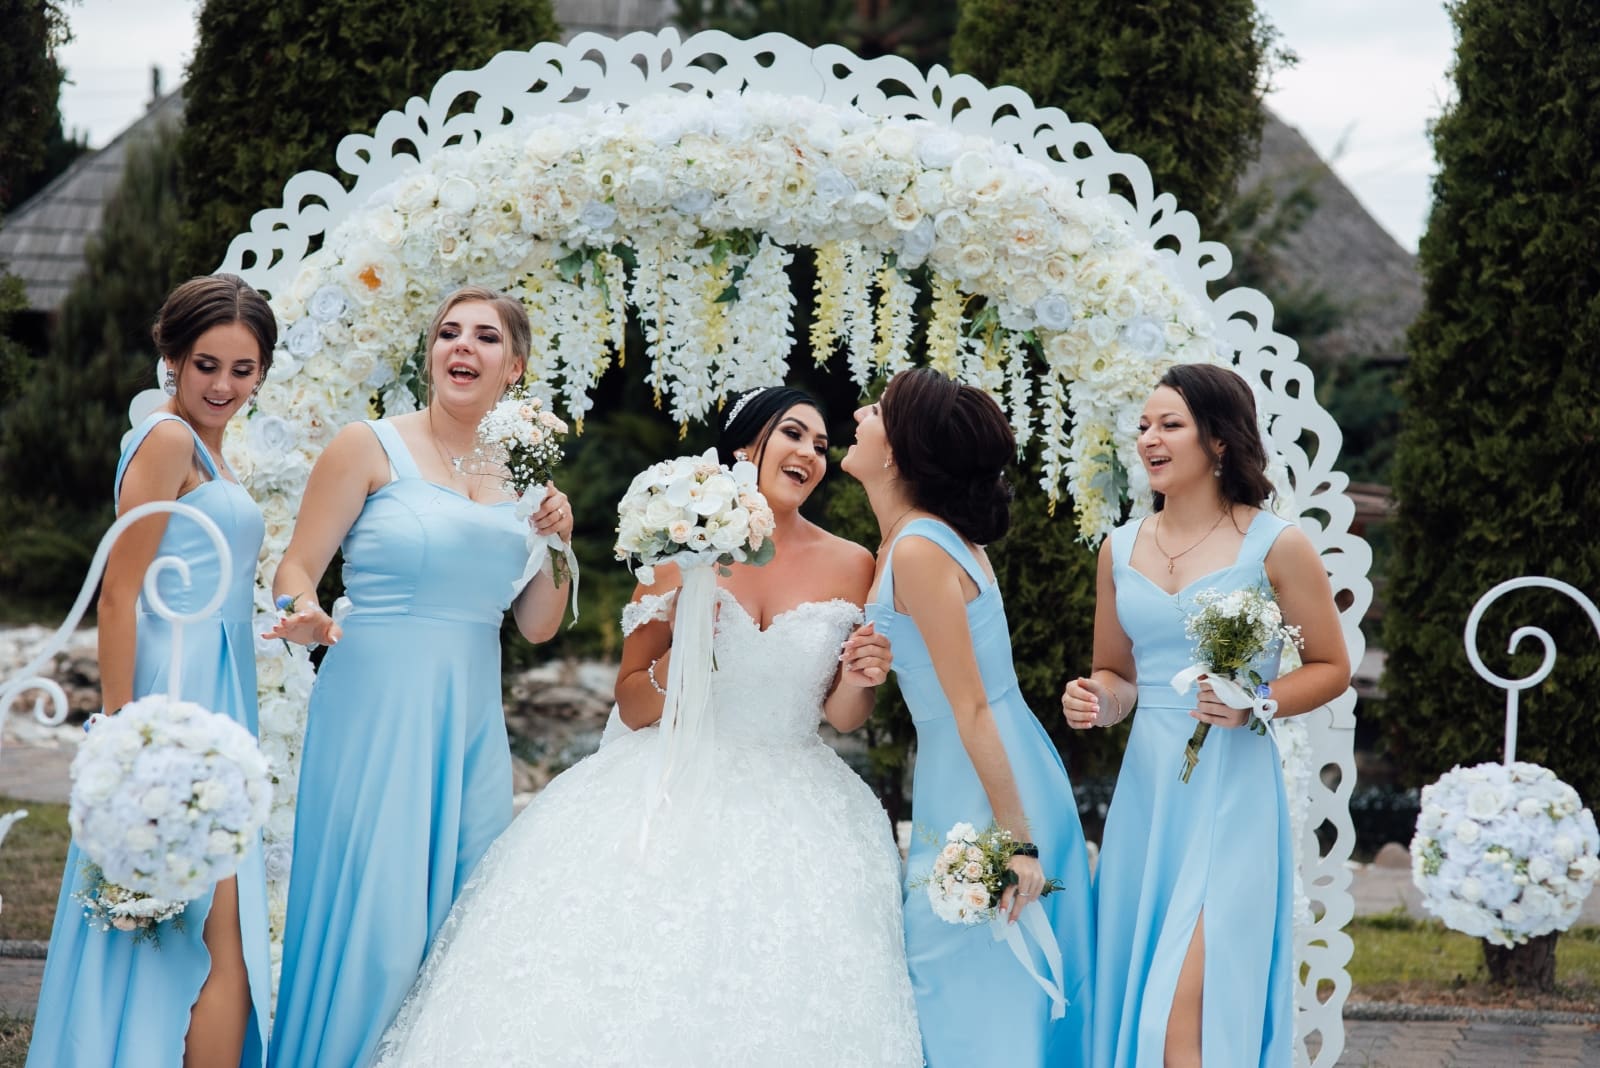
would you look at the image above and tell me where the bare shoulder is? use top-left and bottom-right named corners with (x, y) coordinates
top-left (122, 418), bottom-right (200, 487)
top-left (790, 526), bottom-right (874, 602)
top-left (1264, 522), bottom-right (1326, 581)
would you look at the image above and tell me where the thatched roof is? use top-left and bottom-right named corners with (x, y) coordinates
top-left (1238, 113), bottom-right (1424, 362)
top-left (0, 90), bottom-right (184, 314)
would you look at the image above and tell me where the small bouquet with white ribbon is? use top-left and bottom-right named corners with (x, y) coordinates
top-left (467, 386), bottom-right (579, 612)
top-left (1173, 586), bottom-right (1302, 784)
top-left (69, 695), bottom-right (273, 941)
top-left (919, 821), bottom-right (1068, 1019)
top-left (614, 448), bottom-right (776, 843)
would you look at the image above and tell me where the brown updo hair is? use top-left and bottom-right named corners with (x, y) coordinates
top-left (152, 274), bottom-right (277, 373)
top-left (1152, 363), bottom-right (1275, 512)
top-left (424, 286), bottom-right (532, 382)
top-left (881, 368), bottom-right (1014, 544)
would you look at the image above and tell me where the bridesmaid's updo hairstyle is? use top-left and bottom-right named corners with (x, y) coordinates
top-left (1153, 362), bottom-right (1274, 512)
top-left (152, 274), bottom-right (277, 376)
top-left (881, 368), bottom-right (1014, 545)
top-left (424, 285), bottom-right (534, 373)
top-left (717, 385), bottom-right (824, 470)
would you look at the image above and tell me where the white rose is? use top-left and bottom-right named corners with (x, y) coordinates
top-left (953, 243), bottom-right (993, 280)
top-left (438, 175), bottom-right (479, 214)
top-left (125, 825), bottom-right (158, 853)
top-left (139, 786), bottom-right (173, 819)
top-left (1466, 785), bottom-right (1507, 821)
top-left (74, 761), bottom-right (123, 806)
top-left (1453, 819), bottom-right (1482, 845)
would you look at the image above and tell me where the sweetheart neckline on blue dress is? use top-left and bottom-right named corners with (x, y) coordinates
top-left (1117, 510), bottom-right (1268, 599)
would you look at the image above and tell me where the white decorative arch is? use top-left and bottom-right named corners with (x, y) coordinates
top-left (218, 29), bottom-right (1367, 1063)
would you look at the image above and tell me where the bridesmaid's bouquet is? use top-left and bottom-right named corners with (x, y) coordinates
top-left (69, 695), bottom-right (272, 941)
top-left (613, 448), bottom-right (776, 585)
top-left (1173, 586), bottom-right (1303, 783)
top-left (468, 387), bottom-right (577, 602)
top-left (921, 821), bottom-right (1064, 925)
top-left (918, 821), bottom-right (1070, 1019)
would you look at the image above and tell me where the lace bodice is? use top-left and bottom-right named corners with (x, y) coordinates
top-left (623, 588), bottom-right (861, 748)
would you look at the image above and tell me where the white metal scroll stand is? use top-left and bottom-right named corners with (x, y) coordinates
top-left (0, 502), bottom-right (231, 853)
top-left (1463, 576), bottom-right (1600, 764)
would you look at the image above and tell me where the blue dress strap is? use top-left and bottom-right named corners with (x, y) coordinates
top-left (364, 419), bottom-right (421, 480)
top-left (115, 413), bottom-right (218, 506)
top-left (880, 517), bottom-right (991, 608)
top-left (1239, 510), bottom-right (1293, 568)
top-left (1109, 517), bottom-right (1143, 569)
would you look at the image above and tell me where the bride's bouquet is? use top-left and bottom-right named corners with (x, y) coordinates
top-left (467, 386), bottom-right (578, 608)
top-left (69, 695), bottom-right (272, 941)
top-left (1173, 586), bottom-right (1303, 784)
top-left (918, 821), bottom-right (1069, 1019)
top-left (613, 449), bottom-right (776, 845)
top-left (613, 448), bottom-right (776, 584)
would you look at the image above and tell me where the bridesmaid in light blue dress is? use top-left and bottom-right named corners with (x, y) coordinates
top-left (1062, 363), bottom-right (1349, 1068)
top-left (264, 287), bottom-right (573, 1068)
top-left (844, 368), bottom-right (1095, 1067)
top-left (28, 276), bottom-right (278, 1068)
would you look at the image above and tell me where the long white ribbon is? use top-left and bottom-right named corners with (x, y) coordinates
top-left (637, 564), bottom-right (718, 850)
top-left (1170, 663), bottom-right (1281, 747)
top-left (510, 483), bottom-right (580, 621)
top-left (989, 900), bottom-right (1068, 1020)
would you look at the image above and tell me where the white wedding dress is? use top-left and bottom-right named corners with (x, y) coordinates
top-left (374, 590), bottom-right (923, 1067)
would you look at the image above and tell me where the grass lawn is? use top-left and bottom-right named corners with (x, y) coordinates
top-left (1347, 910), bottom-right (1600, 1012)
top-left (0, 1013), bottom-right (30, 1068)
top-left (0, 798), bottom-right (70, 944)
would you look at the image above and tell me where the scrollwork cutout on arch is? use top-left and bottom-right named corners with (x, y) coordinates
top-left (219, 29), bottom-right (1366, 1062)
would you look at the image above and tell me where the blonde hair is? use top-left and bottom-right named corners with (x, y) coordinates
top-left (424, 286), bottom-right (531, 384)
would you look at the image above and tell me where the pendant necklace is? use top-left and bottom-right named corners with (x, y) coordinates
top-left (1151, 509), bottom-right (1229, 574)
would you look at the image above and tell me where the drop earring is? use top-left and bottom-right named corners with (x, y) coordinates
top-left (1212, 463), bottom-right (1222, 478)
top-left (734, 449), bottom-right (749, 462)
top-left (163, 367), bottom-right (176, 396)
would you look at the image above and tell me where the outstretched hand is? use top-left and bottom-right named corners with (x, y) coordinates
top-left (262, 603), bottom-right (342, 648)
top-left (837, 622), bottom-right (891, 688)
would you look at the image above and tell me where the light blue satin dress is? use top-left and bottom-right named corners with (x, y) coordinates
top-left (27, 413), bottom-right (272, 1068)
top-left (267, 419), bottom-right (531, 1068)
top-left (868, 518), bottom-right (1095, 1067)
top-left (1092, 511), bottom-right (1295, 1068)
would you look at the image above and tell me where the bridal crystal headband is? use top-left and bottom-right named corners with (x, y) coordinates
top-left (724, 386), bottom-right (769, 429)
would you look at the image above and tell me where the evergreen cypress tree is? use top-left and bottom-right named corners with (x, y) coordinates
top-left (950, 0), bottom-right (1283, 234)
top-left (176, 0), bottom-right (560, 277)
top-left (1381, 1), bottom-right (1600, 806)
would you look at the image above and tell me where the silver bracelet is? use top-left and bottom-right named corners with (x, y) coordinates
top-left (646, 657), bottom-right (667, 695)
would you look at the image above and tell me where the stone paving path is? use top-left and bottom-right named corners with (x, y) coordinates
top-left (1338, 1018), bottom-right (1600, 1066)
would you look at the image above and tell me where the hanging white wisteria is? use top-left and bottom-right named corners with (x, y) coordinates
top-left (252, 90), bottom-right (1224, 542)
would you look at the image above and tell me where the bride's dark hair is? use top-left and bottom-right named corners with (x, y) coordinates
top-left (881, 368), bottom-right (1014, 544)
top-left (718, 386), bottom-right (825, 470)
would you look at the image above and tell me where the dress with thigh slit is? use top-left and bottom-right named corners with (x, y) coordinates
top-left (1092, 510), bottom-right (1295, 1068)
top-left (27, 413), bottom-right (272, 1068)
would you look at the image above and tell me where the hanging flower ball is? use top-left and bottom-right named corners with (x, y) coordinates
top-left (1411, 761), bottom-right (1600, 947)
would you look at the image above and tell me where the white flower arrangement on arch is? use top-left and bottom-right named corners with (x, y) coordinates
top-left (1411, 761), bottom-right (1600, 947)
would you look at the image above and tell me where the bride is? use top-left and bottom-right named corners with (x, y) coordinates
top-left (374, 386), bottom-right (923, 1067)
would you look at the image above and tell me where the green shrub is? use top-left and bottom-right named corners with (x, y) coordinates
top-left (176, 0), bottom-right (560, 277)
top-left (1380, 0), bottom-right (1600, 801)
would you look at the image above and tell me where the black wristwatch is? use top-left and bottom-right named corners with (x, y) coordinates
top-left (1012, 842), bottom-right (1040, 858)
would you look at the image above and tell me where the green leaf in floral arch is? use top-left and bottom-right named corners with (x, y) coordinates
top-left (554, 248), bottom-right (586, 284)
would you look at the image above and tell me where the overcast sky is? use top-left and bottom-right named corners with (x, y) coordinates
top-left (54, 0), bottom-right (1456, 251)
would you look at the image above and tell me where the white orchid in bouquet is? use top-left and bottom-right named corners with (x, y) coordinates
top-left (467, 385), bottom-right (579, 607)
top-left (69, 695), bottom-right (273, 941)
top-left (1173, 586), bottom-right (1303, 784)
top-left (613, 448), bottom-right (776, 585)
top-left (1411, 761), bottom-right (1600, 947)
